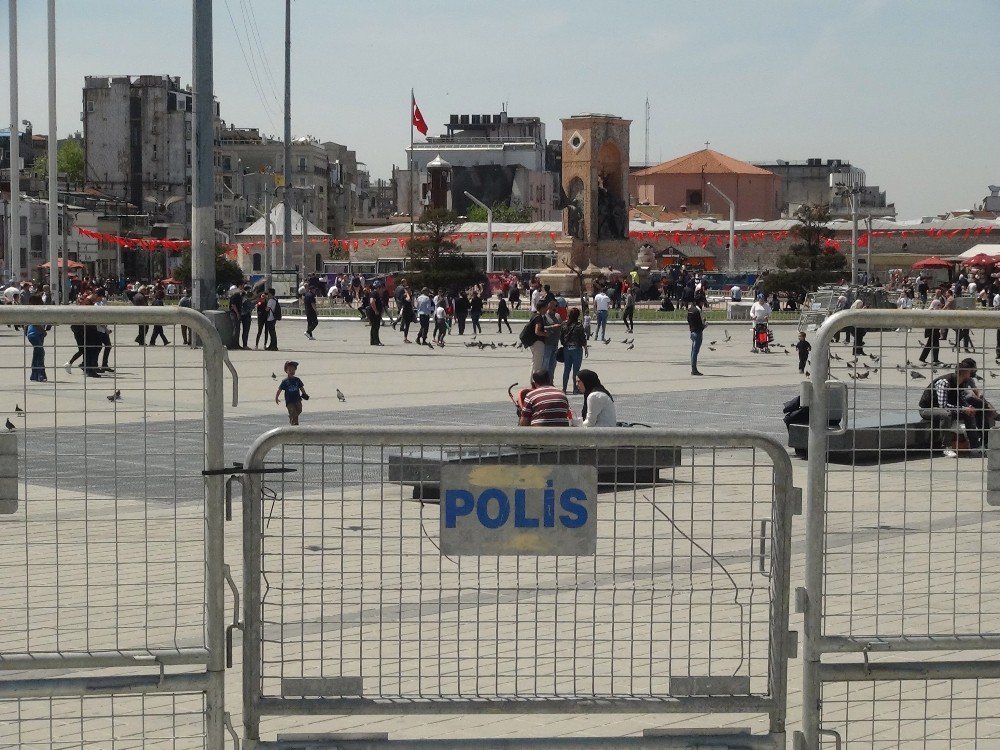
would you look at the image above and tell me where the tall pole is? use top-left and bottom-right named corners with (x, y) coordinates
top-left (282, 0), bottom-right (292, 272)
top-left (191, 0), bottom-right (216, 311)
top-left (707, 181), bottom-right (736, 272)
top-left (263, 186), bottom-right (271, 284)
top-left (8, 0), bottom-right (20, 283)
top-left (865, 215), bottom-right (873, 283)
top-left (46, 0), bottom-right (59, 304)
top-left (300, 190), bottom-right (307, 274)
top-left (464, 191), bottom-right (493, 273)
top-left (850, 192), bottom-right (858, 285)
top-left (409, 89), bottom-right (415, 243)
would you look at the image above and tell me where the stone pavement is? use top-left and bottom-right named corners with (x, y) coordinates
top-left (1, 314), bottom-right (999, 747)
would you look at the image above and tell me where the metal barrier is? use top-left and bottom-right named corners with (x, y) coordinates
top-left (242, 426), bottom-right (797, 749)
top-left (799, 309), bottom-right (1000, 749)
top-left (0, 307), bottom-right (232, 749)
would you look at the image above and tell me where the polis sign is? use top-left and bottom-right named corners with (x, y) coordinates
top-left (439, 464), bottom-right (598, 556)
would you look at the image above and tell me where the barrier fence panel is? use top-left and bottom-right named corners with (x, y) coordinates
top-left (799, 309), bottom-right (1000, 749)
top-left (242, 426), bottom-right (796, 749)
top-left (0, 307), bottom-right (229, 749)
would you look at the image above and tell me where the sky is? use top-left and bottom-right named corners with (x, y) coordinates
top-left (2, 0), bottom-right (998, 219)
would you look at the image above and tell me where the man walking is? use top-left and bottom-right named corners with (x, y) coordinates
top-left (594, 287), bottom-right (611, 342)
top-left (687, 300), bottom-right (705, 376)
top-left (303, 284), bottom-right (318, 340)
top-left (265, 288), bottom-right (279, 351)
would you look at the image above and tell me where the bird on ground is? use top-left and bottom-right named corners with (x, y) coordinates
top-left (271, 372), bottom-right (277, 380)
top-left (862, 362), bottom-right (870, 369)
top-left (336, 389), bottom-right (346, 402)
top-left (14, 405), bottom-right (23, 416)
top-left (603, 339), bottom-right (611, 345)
top-left (426, 343), bottom-right (435, 350)
top-left (620, 338), bottom-right (629, 344)
top-left (626, 343), bottom-right (634, 350)
top-left (848, 373), bottom-right (858, 380)
top-left (869, 354), bottom-right (880, 362)
top-left (805, 370), bottom-right (810, 376)
top-left (831, 353), bottom-right (842, 361)
top-left (723, 330), bottom-right (731, 342)
top-left (991, 372), bottom-right (998, 379)
top-left (5, 419), bottom-right (14, 432)
top-left (857, 371), bottom-right (870, 379)
top-left (784, 350), bottom-right (789, 356)
top-left (910, 370), bottom-right (926, 379)
top-left (106, 390), bottom-right (121, 402)
top-left (709, 340), bottom-right (716, 346)
top-left (490, 342), bottom-right (496, 350)
top-left (708, 347), bottom-right (716, 352)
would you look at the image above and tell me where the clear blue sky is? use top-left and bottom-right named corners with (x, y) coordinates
top-left (3, 0), bottom-right (997, 218)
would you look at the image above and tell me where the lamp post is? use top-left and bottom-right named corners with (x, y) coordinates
top-left (706, 181), bottom-right (735, 272)
top-left (831, 168), bottom-right (866, 285)
top-left (463, 191), bottom-right (493, 273)
top-left (8, 0), bottom-right (20, 283)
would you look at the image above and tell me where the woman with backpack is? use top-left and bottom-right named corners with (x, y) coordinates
top-left (497, 294), bottom-right (512, 333)
top-left (560, 307), bottom-right (588, 393)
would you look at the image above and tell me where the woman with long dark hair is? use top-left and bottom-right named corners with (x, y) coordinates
top-left (560, 307), bottom-right (588, 393)
top-left (574, 369), bottom-right (617, 428)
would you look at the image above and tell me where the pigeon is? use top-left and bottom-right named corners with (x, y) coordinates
top-left (106, 390), bottom-right (122, 402)
top-left (5, 418), bottom-right (14, 432)
top-left (805, 370), bottom-right (810, 376)
top-left (603, 339), bottom-right (611, 345)
top-left (15, 404), bottom-right (23, 415)
top-left (857, 371), bottom-right (870, 379)
top-left (991, 372), bottom-right (998, 379)
top-left (709, 340), bottom-right (717, 346)
top-left (724, 330), bottom-right (731, 342)
top-left (271, 372), bottom-right (277, 380)
top-left (620, 338), bottom-right (630, 344)
top-left (490, 342), bottom-right (496, 350)
top-left (708, 347), bottom-right (716, 352)
top-left (910, 370), bottom-right (926, 379)
top-left (871, 369), bottom-right (879, 374)
top-left (626, 343), bottom-right (634, 350)
top-left (848, 373), bottom-right (858, 380)
top-left (784, 350), bottom-right (789, 356)
top-left (831, 353), bottom-right (842, 361)
top-left (869, 354), bottom-right (880, 362)
top-left (336, 389), bottom-right (346, 402)
top-left (862, 362), bottom-right (870, 369)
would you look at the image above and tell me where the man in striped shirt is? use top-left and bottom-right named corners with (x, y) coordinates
top-left (519, 370), bottom-right (571, 427)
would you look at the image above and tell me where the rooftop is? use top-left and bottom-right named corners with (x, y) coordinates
top-left (632, 149), bottom-right (776, 178)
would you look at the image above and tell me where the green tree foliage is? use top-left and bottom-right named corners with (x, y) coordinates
top-left (466, 199), bottom-right (534, 223)
top-left (406, 208), bottom-right (484, 290)
top-left (31, 140), bottom-right (85, 184)
top-left (758, 204), bottom-right (847, 297)
top-left (172, 245), bottom-right (245, 295)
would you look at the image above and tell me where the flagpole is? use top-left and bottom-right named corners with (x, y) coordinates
top-left (409, 88), bottom-right (415, 243)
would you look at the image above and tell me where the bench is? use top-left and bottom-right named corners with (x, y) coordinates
top-left (388, 445), bottom-right (683, 499)
top-left (787, 410), bottom-right (937, 462)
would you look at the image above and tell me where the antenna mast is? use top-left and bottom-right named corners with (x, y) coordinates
top-left (644, 96), bottom-right (650, 167)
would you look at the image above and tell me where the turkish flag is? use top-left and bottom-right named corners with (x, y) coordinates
top-left (412, 95), bottom-right (428, 136)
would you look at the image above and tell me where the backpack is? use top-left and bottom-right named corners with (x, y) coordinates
top-left (519, 317), bottom-right (537, 347)
top-left (273, 298), bottom-right (283, 321)
top-left (918, 381), bottom-right (937, 410)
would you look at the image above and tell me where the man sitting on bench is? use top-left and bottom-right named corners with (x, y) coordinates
top-left (926, 358), bottom-right (996, 456)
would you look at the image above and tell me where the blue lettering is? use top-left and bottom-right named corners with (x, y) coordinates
top-left (476, 489), bottom-right (510, 529)
top-left (558, 489), bottom-right (589, 528)
top-left (443, 490), bottom-right (475, 528)
top-left (514, 488), bottom-right (539, 528)
top-left (543, 481), bottom-right (555, 528)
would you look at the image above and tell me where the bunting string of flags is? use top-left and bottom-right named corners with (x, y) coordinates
top-left (79, 224), bottom-right (994, 258)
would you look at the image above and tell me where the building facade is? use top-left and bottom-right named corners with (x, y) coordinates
top-left (395, 111), bottom-right (561, 221)
top-left (752, 158), bottom-right (896, 218)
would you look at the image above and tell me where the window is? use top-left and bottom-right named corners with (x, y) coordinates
top-left (222, 156), bottom-right (232, 171)
top-left (19, 217), bottom-right (27, 237)
top-left (252, 253), bottom-right (262, 271)
top-left (298, 156), bottom-right (307, 170)
top-left (223, 175), bottom-right (233, 190)
top-left (86, 101), bottom-right (94, 113)
top-left (315, 253), bottom-right (322, 272)
top-left (184, 121), bottom-right (192, 140)
top-left (686, 189), bottom-right (703, 206)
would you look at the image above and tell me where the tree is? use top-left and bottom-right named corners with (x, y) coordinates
top-left (466, 199), bottom-right (534, 223)
top-left (406, 208), bottom-right (484, 290)
top-left (31, 140), bottom-right (85, 184)
top-left (758, 203), bottom-right (847, 297)
top-left (172, 244), bottom-right (245, 295)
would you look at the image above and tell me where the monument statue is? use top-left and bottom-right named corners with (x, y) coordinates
top-left (566, 197), bottom-right (584, 240)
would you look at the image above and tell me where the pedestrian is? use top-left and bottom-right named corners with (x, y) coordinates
top-left (575, 369), bottom-right (617, 427)
top-left (238, 286), bottom-right (253, 349)
top-left (254, 292), bottom-right (269, 349)
top-left (367, 291), bottom-right (384, 346)
top-left (621, 288), bottom-right (635, 333)
top-left (132, 285), bottom-right (148, 345)
top-left (433, 295), bottom-right (448, 346)
top-left (526, 300), bottom-right (549, 376)
top-left (831, 295), bottom-right (850, 343)
top-left (469, 290), bottom-right (483, 335)
top-left (560, 307), bottom-right (588, 393)
top-left (149, 289), bottom-right (170, 346)
top-left (229, 286), bottom-right (244, 347)
top-left (583, 310), bottom-right (592, 340)
top-left (93, 288), bottom-right (114, 373)
top-left (518, 369), bottom-right (571, 427)
top-left (415, 287), bottom-right (433, 345)
top-left (454, 291), bottom-right (469, 335)
top-left (264, 288), bottom-right (279, 351)
top-left (687, 300), bottom-right (706, 376)
top-left (274, 360), bottom-right (309, 426)
top-left (179, 288), bottom-right (193, 345)
top-left (398, 284), bottom-right (415, 343)
top-left (496, 295), bottom-right (512, 333)
top-left (750, 293), bottom-right (771, 353)
top-left (594, 287), bottom-right (611, 341)
top-left (796, 331), bottom-right (811, 374)
top-left (918, 291), bottom-right (944, 366)
top-left (25, 294), bottom-right (49, 382)
top-left (303, 284), bottom-right (318, 340)
top-left (542, 298), bottom-right (561, 381)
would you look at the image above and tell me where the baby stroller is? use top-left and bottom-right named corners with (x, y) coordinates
top-left (753, 322), bottom-right (773, 353)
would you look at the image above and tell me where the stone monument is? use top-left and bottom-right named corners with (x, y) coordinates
top-left (539, 113), bottom-right (635, 296)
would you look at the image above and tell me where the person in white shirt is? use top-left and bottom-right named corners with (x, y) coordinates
top-left (575, 369), bottom-right (617, 427)
top-left (749, 294), bottom-right (771, 353)
top-left (897, 292), bottom-right (913, 310)
top-left (593, 289), bottom-right (611, 341)
top-left (730, 285), bottom-right (742, 302)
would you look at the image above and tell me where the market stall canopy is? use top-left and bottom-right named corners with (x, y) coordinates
top-left (237, 203), bottom-right (328, 238)
top-left (957, 244), bottom-right (1000, 259)
top-left (37, 259), bottom-right (85, 270)
top-left (961, 253), bottom-right (997, 267)
top-left (911, 256), bottom-right (953, 270)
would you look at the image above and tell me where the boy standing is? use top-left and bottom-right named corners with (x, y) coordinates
top-left (275, 360), bottom-right (309, 425)
top-left (796, 332), bottom-right (811, 374)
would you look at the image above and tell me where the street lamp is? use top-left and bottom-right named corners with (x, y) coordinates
top-left (463, 191), bottom-right (493, 273)
top-left (831, 167), bottom-right (866, 285)
top-left (706, 182), bottom-right (735, 272)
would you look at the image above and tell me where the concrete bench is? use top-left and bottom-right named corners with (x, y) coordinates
top-left (388, 445), bottom-right (683, 499)
top-left (787, 411), bottom-right (936, 462)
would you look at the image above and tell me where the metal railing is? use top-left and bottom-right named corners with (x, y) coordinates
top-left (799, 308), bottom-right (1000, 749)
top-left (0, 306), bottom-right (231, 749)
top-left (241, 426), bottom-right (797, 749)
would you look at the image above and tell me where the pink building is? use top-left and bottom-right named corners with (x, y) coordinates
top-left (629, 148), bottom-right (781, 221)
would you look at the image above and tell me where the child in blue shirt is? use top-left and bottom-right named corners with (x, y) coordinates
top-left (275, 360), bottom-right (309, 425)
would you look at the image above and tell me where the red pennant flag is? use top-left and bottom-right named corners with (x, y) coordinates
top-left (412, 94), bottom-right (429, 136)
